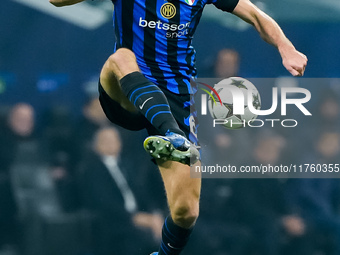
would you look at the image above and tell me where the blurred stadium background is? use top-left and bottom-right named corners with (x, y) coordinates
top-left (1, 0), bottom-right (340, 255)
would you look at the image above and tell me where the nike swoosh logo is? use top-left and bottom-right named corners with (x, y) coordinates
top-left (139, 97), bottom-right (153, 110)
top-left (167, 243), bottom-right (181, 250)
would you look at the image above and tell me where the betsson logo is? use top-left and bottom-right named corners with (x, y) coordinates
top-left (139, 17), bottom-right (190, 38)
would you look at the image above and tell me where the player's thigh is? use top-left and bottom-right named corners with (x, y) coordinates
top-left (99, 54), bottom-right (136, 112)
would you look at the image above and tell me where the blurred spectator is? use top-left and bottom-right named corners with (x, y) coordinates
top-left (201, 48), bottom-right (240, 78)
top-left (74, 96), bottom-right (166, 213)
top-left (5, 103), bottom-right (54, 216)
top-left (41, 106), bottom-right (79, 212)
top-left (284, 176), bottom-right (340, 255)
top-left (0, 105), bottom-right (20, 254)
top-left (201, 126), bottom-right (254, 168)
top-left (0, 104), bottom-right (10, 133)
top-left (230, 130), bottom-right (305, 255)
top-left (285, 129), bottom-right (340, 255)
top-left (77, 127), bottom-right (163, 255)
top-left (41, 98), bottom-right (110, 214)
top-left (230, 129), bottom-right (340, 255)
top-left (72, 97), bottom-right (110, 164)
top-left (189, 176), bottom-right (253, 255)
top-left (0, 103), bottom-right (62, 255)
top-left (252, 129), bottom-right (287, 168)
top-left (301, 129), bottom-right (340, 174)
top-left (0, 103), bottom-right (40, 253)
top-left (118, 128), bottom-right (167, 214)
top-left (189, 132), bottom-right (255, 255)
top-left (214, 49), bottom-right (240, 78)
top-left (298, 89), bottom-right (340, 157)
top-left (283, 130), bottom-right (340, 255)
top-left (316, 90), bottom-right (340, 130)
top-left (7, 103), bottom-right (35, 138)
top-left (314, 131), bottom-right (339, 164)
top-left (198, 47), bottom-right (251, 166)
top-left (42, 106), bottom-right (74, 168)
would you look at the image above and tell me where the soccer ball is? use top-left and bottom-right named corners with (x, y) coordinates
top-left (207, 77), bottom-right (261, 129)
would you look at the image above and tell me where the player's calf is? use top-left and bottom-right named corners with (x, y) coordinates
top-left (155, 161), bottom-right (201, 255)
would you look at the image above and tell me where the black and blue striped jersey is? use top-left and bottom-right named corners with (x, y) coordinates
top-left (112, 0), bottom-right (239, 94)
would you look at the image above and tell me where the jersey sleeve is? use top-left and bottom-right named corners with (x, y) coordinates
top-left (211, 0), bottom-right (239, 13)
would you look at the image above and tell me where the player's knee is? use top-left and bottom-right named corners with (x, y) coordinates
top-left (171, 200), bottom-right (199, 229)
top-left (108, 48), bottom-right (136, 66)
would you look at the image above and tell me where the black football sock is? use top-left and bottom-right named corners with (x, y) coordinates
top-left (120, 71), bottom-right (184, 136)
top-left (158, 216), bottom-right (193, 255)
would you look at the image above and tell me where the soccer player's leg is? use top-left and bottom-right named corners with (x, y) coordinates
top-left (105, 48), bottom-right (198, 165)
top-left (153, 160), bottom-right (201, 255)
top-left (149, 93), bottom-right (201, 255)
